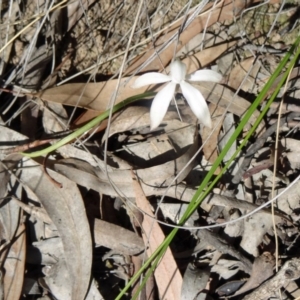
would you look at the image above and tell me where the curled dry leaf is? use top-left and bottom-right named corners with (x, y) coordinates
top-left (197, 229), bottom-right (252, 274)
top-left (209, 194), bottom-right (292, 253)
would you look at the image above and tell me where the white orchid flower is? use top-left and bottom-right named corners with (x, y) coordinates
top-left (132, 60), bottom-right (222, 130)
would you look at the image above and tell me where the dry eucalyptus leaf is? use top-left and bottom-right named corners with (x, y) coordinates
top-left (102, 106), bottom-right (180, 141)
top-left (54, 159), bottom-right (199, 203)
top-left (201, 104), bottom-right (225, 171)
top-left (38, 76), bottom-right (144, 111)
top-left (114, 120), bottom-right (197, 170)
top-left (53, 155), bottom-right (217, 215)
top-left (228, 57), bottom-right (260, 92)
top-left (17, 157), bottom-right (92, 300)
top-left (132, 173), bottom-right (182, 300)
top-left (11, 198), bottom-right (52, 224)
top-left (180, 40), bottom-right (237, 71)
top-left (0, 157), bottom-right (26, 300)
top-left (0, 125), bottom-right (29, 160)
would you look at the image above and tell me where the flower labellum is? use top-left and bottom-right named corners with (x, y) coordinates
top-left (132, 60), bottom-right (223, 130)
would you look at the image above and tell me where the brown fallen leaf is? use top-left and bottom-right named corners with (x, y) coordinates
top-left (180, 40), bottom-right (238, 72)
top-left (228, 57), bottom-right (261, 91)
top-left (37, 76), bottom-right (141, 111)
top-left (131, 172), bottom-right (182, 299)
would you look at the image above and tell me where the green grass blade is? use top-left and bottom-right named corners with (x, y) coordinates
top-left (116, 35), bottom-right (300, 299)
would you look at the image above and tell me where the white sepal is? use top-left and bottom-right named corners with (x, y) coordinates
top-left (150, 82), bottom-right (176, 130)
top-left (132, 73), bottom-right (171, 88)
top-left (186, 69), bottom-right (223, 83)
top-left (180, 81), bottom-right (212, 128)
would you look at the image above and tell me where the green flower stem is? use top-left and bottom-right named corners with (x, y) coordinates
top-left (20, 91), bottom-right (156, 157)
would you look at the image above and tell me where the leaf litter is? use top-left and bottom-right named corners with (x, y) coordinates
top-left (1, 0), bottom-right (300, 299)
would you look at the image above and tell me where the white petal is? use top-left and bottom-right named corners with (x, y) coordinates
top-left (150, 82), bottom-right (176, 130)
top-left (170, 60), bottom-right (186, 83)
top-left (132, 73), bottom-right (171, 88)
top-left (186, 69), bottom-right (222, 83)
top-left (180, 81), bottom-right (212, 128)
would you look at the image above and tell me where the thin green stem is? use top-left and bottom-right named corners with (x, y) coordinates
top-left (21, 92), bottom-right (156, 157)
